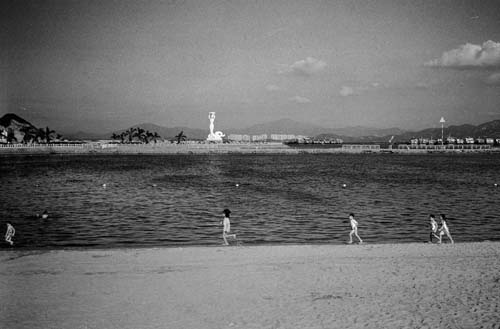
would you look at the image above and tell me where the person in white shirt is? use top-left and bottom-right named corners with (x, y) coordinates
top-left (221, 208), bottom-right (236, 246)
top-left (348, 213), bottom-right (363, 244)
top-left (438, 214), bottom-right (454, 244)
top-left (429, 214), bottom-right (439, 243)
top-left (5, 222), bottom-right (15, 246)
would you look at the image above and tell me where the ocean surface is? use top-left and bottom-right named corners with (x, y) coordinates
top-left (1, 153), bottom-right (499, 249)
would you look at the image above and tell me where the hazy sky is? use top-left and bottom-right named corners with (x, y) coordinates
top-left (2, 0), bottom-right (500, 133)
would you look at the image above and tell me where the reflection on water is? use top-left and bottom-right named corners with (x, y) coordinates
top-left (1, 153), bottom-right (499, 248)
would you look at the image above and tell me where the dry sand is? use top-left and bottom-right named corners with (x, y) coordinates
top-left (1, 242), bottom-right (499, 329)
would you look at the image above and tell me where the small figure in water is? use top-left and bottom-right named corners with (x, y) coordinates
top-left (348, 213), bottom-right (363, 244)
top-left (438, 214), bottom-right (454, 244)
top-left (35, 210), bottom-right (49, 219)
top-left (429, 214), bottom-right (439, 243)
top-left (221, 208), bottom-right (237, 246)
top-left (5, 222), bottom-right (15, 246)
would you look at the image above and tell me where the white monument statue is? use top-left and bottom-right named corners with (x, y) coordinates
top-left (207, 112), bottom-right (225, 142)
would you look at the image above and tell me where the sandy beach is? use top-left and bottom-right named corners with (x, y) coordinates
top-left (1, 242), bottom-right (499, 329)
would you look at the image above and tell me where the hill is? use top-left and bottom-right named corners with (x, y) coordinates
top-left (331, 126), bottom-right (406, 138)
top-left (236, 118), bottom-right (330, 136)
top-left (233, 118), bottom-right (406, 138)
top-left (0, 113), bottom-right (36, 130)
top-left (0, 113), bottom-right (38, 142)
top-left (392, 120), bottom-right (500, 142)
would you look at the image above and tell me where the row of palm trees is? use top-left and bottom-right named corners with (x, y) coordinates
top-left (2, 125), bottom-right (188, 144)
top-left (1, 126), bottom-right (61, 144)
top-left (111, 128), bottom-right (188, 144)
top-left (111, 127), bottom-right (161, 144)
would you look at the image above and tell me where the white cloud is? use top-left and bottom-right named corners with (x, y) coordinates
top-left (265, 84), bottom-right (281, 91)
top-left (289, 95), bottom-right (312, 104)
top-left (289, 57), bottom-right (327, 76)
top-left (425, 40), bottom-right (500, 68)
top-left (339, 86), bottom-right (355, 97)
top-left (485, 72), bottom-right (500, 85)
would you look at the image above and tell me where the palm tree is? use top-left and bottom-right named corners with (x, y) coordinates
top-left (20, 126), bottom-right (37, 144)
top-left (6, 128), bottom-right (17, 143)
top-left (144, 130), bottom-right (153, 144)
top-left (35, 128), bottom-right (46, 143)
top-left (44, 127), bottom-right (56, 143)
top-left (119, 132), bottom-right (126, 143)
top-left (175, 131), bottom-right (186, 144)
top-left (135, 127), bottom-right (147, 143)
top-left (125, 127), bottom-right (136, 143)
top-left (152, 132), bottom-right (161, 143)
top-left (111, 133), bottom-right (119, 141)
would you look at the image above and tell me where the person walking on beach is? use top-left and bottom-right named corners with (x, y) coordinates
top-left (348, 213), bottom-right (363, 244)
top-left (438, 214), bottom-right (454, 244)
top-left (221, 208), bottom-right (237, 246)
top-left (429, 214), bottom-right (439, 243)
top-left (5, 222), bottom-right (15, 246)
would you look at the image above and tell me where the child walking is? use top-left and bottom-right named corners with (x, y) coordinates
top-left (5, 222), bottom-right (15, 246)
top-left (429, 214), bottom-right (439, 243)
top-left (438, 214), bottom-right (454, 244)
top-left (221, 208), bottom-right (237, 246)
top-left (348, 213), bottom-right (363, 244)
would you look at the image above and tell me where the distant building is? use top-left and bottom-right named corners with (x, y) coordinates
top-left (251, 134), bottom-right (268, 142)
top-left (228, 134), bottom-right (251, 142)
top-left (446, 137), bottom-right (456, 144)
top-left (228, 133), bottom-right (313, 143)
top-left (270, 134), bottom-right (296, 141)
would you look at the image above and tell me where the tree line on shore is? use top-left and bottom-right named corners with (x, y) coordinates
top-left (111, 127), bottom-right (161, 144)
top-left (1, 126), bottom-right (61, 144)
top-left (110, 127), bottom-right (187, 144)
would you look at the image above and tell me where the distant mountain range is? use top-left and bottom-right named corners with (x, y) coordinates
top-left (235, 118), bottom-right (406, 138)
top-left (392, 120), bottom-right (500, 142)
top-left (2, 113), bottom-right (500, 143)
top-left (317, 120), bottom-right (500, 143)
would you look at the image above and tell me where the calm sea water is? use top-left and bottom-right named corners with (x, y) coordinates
top-left (1, 153), bottom-right (499, 249)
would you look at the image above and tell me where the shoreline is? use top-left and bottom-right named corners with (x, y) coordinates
top-left (1, 142), bottom-right (499, 155)
top-left (1, 239), bottom-right (496, 252)
top-left (1, 242), bottom-right (499, 329)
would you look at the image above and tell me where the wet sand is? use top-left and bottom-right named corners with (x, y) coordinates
top-left (1, 242), bottom-right (499, 329)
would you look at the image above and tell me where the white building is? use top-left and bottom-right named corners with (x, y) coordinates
top-left (228, 134), bottom-right (251, 142)
top-left (251, 134), bottom-right (268, 142)
top-left (270, 134), bottom-right (296, 141)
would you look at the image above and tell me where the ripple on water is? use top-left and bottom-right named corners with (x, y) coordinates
top-left (1, 153), bottom-right (499, 248)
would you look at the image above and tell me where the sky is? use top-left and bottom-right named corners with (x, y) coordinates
top-left (2, 0), bottom-right (500, 133)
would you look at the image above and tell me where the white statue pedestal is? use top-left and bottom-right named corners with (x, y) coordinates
top-left (207, 132), bottom-right (225, 142)
top-left (206, 112), bottom-right (225, 142)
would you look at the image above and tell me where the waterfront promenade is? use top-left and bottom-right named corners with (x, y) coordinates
top-left (0, 142), bottom-right (498, 155)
